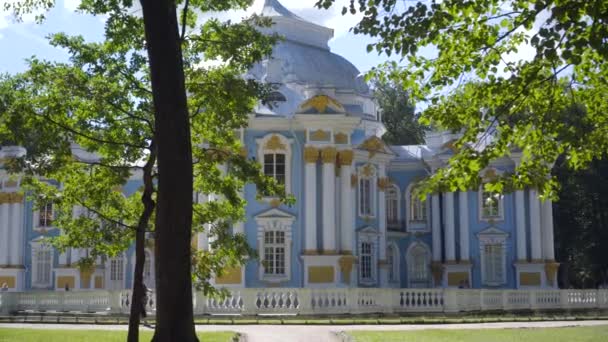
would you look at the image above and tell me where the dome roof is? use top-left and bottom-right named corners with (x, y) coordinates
top-left (249, 1), bottom-right (371, 116)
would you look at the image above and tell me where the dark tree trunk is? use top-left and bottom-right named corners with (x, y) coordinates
top-left (127, 143), bottom-right (157, 342)
top-left (139, 1), bottom-right (196, 341)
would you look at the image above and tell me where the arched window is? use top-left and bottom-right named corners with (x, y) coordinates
top-left (387, 243), bottom-right (400, 284)
top-left (405, 183), bottom-right (429, 232)
top-left (358, 164), bottom-right (377, 218)
top-left (407, 242), bottom-right (431, 288)
top-left (257, 134), bottom-right (293, 196)
top-left (31, 242), bottom-right (53, 288)
top-left (386, 184), bottom-right (400, 229)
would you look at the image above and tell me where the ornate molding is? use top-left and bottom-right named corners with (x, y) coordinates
top-left (334, 132), bottom-right (348, 144)
top-left (264, 134), bottom-right (287, 150)
top-left (338, 150), bottom-right (354, 166)
top-left (377, 177), bottom-right (390, 192)
top-left (358, 136), bottom-right (390, 157)
top-left (309, 129), bottom-right (331, 142)
top-left (0, 192), bottom-right (24, 204)
top-left (321, 147), bottom-right (337, 164)
top-left (303, 146), bottom-right (319, 163)
top-left (360, 163), bottom-right (375, 177)
top-left (545, 261), bottom-right (560, 286)
top-left (350, 174), bottom-right (358, 187)
top-left (338, 255), bottom-right (356, 284)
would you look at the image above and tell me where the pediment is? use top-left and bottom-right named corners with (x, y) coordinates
top-left (477, 226), bottom-right (508, 237)
top-left (357, 226), bottom-right (379, 235)
top-left (357, 136), bottom-right (394, 157)
top-left (254, 207), bottom-right (295, 222)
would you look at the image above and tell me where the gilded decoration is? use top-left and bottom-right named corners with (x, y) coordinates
top-left (309, 129), bottom-right (331, 142)
top-left (297, 95), bottom-right (345, 114)
top-left (0, 192), bottom-right (24, 204)
top-left (216, 266), bottom-right (242, 285)
top-left (321, 147), bottom-right (337, 164)
top-left (338, 255), bottom-right (356, 284)
top-left (4, 179), bottom-right (18, 188)
top-left (361, 164), bottom-right (375, 177)
top-left (240, 147), bottom-right (248, 157)
top-left (338, 150), bottom-right (354, 166)
top-left (520, 272), bottom-right (541, 286)
top-left (359, 136), bottom-right (388, 157)
top-left (264, 135), bottom-right (286, 151)
top-left (334, 132), bottom-right (348, 144)
top-left (308, 266), bottom-right (335, 283)
top-left (483, 168), bottom-right (498, 180)
top-left (441, 139), bottom-right (459, 153)
top-left (377, 177), bottom-right (390, 192)
top-left (303, 146), bottom-right (319, 163)
top-left (545, 261), bottom-right (560, 286)
top-left (269, 198), bottom-right (282, 208)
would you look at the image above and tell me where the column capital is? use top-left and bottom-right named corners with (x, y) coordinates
top-left (321, 147), bottom-right (338, 164)
top-left (303, 146), bottom-right (319, 163)
top-left (0, 193), bottom-right (24, 204)
top-left (377, 177), bottom-right (390, 192)
top-left (338, 150), bottom-right (354, 166)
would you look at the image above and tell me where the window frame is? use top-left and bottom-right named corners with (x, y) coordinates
top-left (387, 243), bottom-right (400, 284)
top-left (386, 184), bottom-right (400, 229)
top-left (477, 227), bottom-right (509, 286)
top-left (357, 227), bottom-right (379, 286)
top-left (406, 241), bottom-right (431, 288)
top-left (256, 209), bottom-right (294, 283)
top-left (478, 187), bottom-right (505, 221)
top-left (357, 164), bottom-right (377, 218)
top-left (256, 134), bottom-right (293, 198)
top-left (405, 183), bottom-right (430, 232)
top-left (31, 242), bottom-right (53, 288)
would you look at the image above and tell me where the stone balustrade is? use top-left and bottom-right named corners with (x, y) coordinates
top-left (1, 288), bottom-right (607, 316)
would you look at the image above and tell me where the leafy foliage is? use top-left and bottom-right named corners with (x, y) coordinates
top-left (317, 0), bottom-right (608, 198)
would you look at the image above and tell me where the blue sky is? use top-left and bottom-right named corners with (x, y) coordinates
top-left (0, 0), bottom-right (389, 76)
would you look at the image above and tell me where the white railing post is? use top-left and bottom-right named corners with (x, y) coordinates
top-left (529, 290), bottom-right (537, 310)
top-left (108, 290), bottom-right (122, 314)
top-left (0, 292), bottom-right (15, 314)
top-left (298, 288), bottom-right (313, 315)
top-left (443, 288), bottom-right (458, 313)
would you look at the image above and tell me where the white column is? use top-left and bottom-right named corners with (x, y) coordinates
top-left (431, 194), bottom-right (441, 262)
top-left (9, 201), bottom-right (23, 266)
top-left (0, 203), bottom-right (10, 266)
top-left (304, 147), bottom-right (318, 253)
top-left (458, 191), bottom-right (469, 262)
top-left (378, 164), bottom-right (387, 261)
top-left (321, 147), bottom-right (337, 253)
top-left (339, 151), bottom-right (354, 254)
top-left (515, 190), bottom-right (527, 261)
top-left (529, 189), bottom-right (542, 261)
top-left (541, 199), bottom-right (555, 261)
top-left (443, 192), bottom-right (455, 262)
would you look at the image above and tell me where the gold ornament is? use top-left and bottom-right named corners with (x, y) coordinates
top-left (334, 132), bottom-right (348, 144)
top-left (0, 192), bottom-right (24, 204)
top-left (361, 164), bottom-right (375, 177)
top-left (264, 135), bottom-right (286, 150)
top-left (338, 150), bottom-right (354, 166)
top-left (338, 255), bottom-right (356, 284)
top-left (303, 146), bottom-right (319, 163)
top-left (359, 136), bottom-right (387, 157)
top-left (377, 177), bottom-right (390, 191)
top-left (350, 174), bottom-right (358, 187)
top-left (309, 129), bottom-right (331, 142)
top-left (298, 95), bottom-right (345, 113)
top-left (321, 147), bottom-right (337, 164)
top-left (545, 261), bottom-right (560, 286)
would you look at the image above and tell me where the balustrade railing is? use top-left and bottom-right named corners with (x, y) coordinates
top-left (1, 288), bottom-right (607, 316)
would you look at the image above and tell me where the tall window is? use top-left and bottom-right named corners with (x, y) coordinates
top-left (39, 202), bottom-right (53, 227)
top-left (407, 243), bottom-right (430, 288)
top-left (263, 231), bottom-right (286, 276)
top-left (406, 184), bottom-right (429, 232)
top-left (410, 193), bottom-right (427, 221)
top-left (263, 153), bottom-right (286, 185)
top-left (483, 244), bottom-right (505, 285)
top-left (480, 190), bottom-right (503, 220)
top-left (110, 257), bottom-right (124, 281)
top-left (358, 164), bottom-right (376, 217)
top-left (387, 244), bottom-right (399, 283)
top-left (360, 242), bottom-right (373, 282)
top-left (386, 185), bottom-right (400, 228)
top-left (32, 246), bottom-right (52, 287)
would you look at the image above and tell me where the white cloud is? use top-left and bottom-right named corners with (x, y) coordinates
top-left (63, 0), bottom-right (81, 12)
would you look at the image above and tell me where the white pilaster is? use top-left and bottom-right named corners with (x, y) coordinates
top-left (431, 194), bottom-right (441, 262)
top-left (321, 148), bottom-right (337, 253)
top-left (515, 190), bottom-right (527, 261)
top-left (541, 199), bottom-right (555, 261)
top-left (339, 151), bottom-right (354, 254)
top-left (304, 149), bottom-right (318, 253)
top-left (443, 192), bottom-right (455, 262)
top-left (458, 191), bottom-right (469, 261)
top-left (9, 201), bottom-right (23, 266)
top-left (0, 204), bottom-right (9, 266)
top-left (529, 189), bottom-right (542, 261)
top-left (378, 164), bottom-right (388, 287)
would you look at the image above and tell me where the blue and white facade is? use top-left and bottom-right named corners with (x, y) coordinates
top-left (0, 0), bottom-right (558, 292)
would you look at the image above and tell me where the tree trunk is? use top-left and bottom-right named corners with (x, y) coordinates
top-left (127, 143), bottom-right (157, 342)
top-left (139, 1), bottom-right (197, 341)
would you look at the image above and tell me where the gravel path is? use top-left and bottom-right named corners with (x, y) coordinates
top-left (1, 320), bottom-right (606, 342)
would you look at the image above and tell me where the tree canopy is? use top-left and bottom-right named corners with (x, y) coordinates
top-left (317, 0), bottom-right (608, 198)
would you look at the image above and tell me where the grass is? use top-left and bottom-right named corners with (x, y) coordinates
top-left (347, 325), bottom-right (608, 342)
top-left (0, 329), bottom-right (237, 342)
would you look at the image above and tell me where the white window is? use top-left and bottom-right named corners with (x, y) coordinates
top-left (357, 227), bottom-right (378, 285)
top-left (407, 242), bottom-right (431, 288)
top-left (256, 208), bottom-right (294, 283)
top-left (39, 202), bottom-right (54, 227)
top-left (257, 134), bottom-right (293, 196)
top-left (263, 231), bottom-right (286, 276)
top-left (405, 183), bottom-right (429, 232)
top-left (386, 184), bottom-right (400, 229)
top-left (480, 189), bottom-right (503, 220)
top-left (110, 257), bottom-right (124, 281)
top-left (387, 243), bottom-right (400, 284)
top-left (358, 164), bottom-right (376, 218)
top-left (32, 244), bottom-right (53, 288)
top-left (478, 227), bottom-right (508, 286)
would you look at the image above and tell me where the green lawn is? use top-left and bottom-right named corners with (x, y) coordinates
top-left (0, 329), bottom-right (236, 342)
top-left (348, 325), bottom-right (608, 342)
